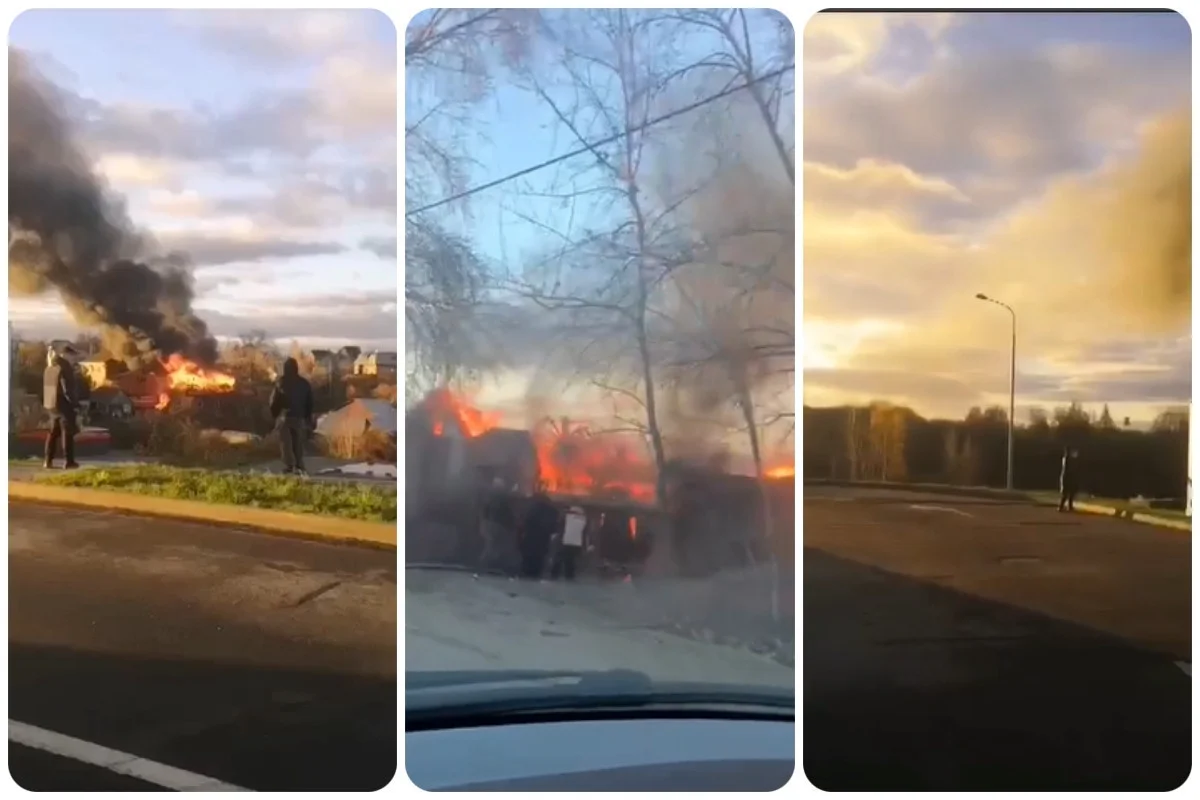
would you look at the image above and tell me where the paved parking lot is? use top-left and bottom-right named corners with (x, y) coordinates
top-left (803, 487), bottom-right (1190, 791)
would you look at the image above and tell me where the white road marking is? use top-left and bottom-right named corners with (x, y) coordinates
top-left (909, 504), bottom-right (974, 518)
top-left (9, 719), bottom-right (251, 791)
top-left (1176, 661), bottom-right (1191, 676)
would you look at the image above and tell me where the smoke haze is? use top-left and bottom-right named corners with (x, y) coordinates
top-left (1103, 109), bottom-right (1191, 329)
top-left (8, 48), bottom-right (218, 364)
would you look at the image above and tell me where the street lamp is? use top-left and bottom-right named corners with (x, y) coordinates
top-left (975, 293), bottom-right (1016, 490)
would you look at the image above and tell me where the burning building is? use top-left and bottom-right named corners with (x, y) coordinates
top-left (404, 387), bottom-right (795, 575)
top-left (405, 389), bottom-right (536, 516)
top-left (79, 353), bottom-right (237, 414)
top-left (406, 388), bottom-right (660, 511)
top-left (532, 417), bottom-right (657, 505)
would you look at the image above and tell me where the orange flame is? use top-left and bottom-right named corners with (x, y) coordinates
top-left (765, 464), bottom-right (795, 479)
top-left (160, 354), bottom-right (235, 394)
top-left (420, 390), bottom-right (657, 503)
top-left (155, 392), bottom-right (170, 411)
top-left (425, 388), bottom-right (499, 438)
top-left (533, 417), bottom-right (656, 503)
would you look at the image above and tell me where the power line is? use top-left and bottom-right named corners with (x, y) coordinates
top-left (406, 63), bottom-right (796, 218)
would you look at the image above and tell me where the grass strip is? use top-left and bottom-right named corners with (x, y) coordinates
top-left (38, 464), bottom-right (396, 523)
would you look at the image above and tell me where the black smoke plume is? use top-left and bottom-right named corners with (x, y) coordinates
top-left (8, 49), bottom-right (218, 365)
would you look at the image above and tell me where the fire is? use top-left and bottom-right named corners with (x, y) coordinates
top-left (155, 392), bottom-right (170, 411)
top-left (765, 464), bottom-right (795, 479)
top-left (418, 388), bottom-right (657, 503)
top-left (533, 417), bottom-right (656, 503)
top-left (160, 354), bottom-right (235, 394)
top-left (426, 388), bottom-right (499, 438)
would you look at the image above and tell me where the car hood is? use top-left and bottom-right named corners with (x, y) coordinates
top-left (405, 570), bottom-right (793, 689)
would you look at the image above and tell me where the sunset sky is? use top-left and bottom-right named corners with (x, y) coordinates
top-left (8, 9), bottom-right (397, 350)
top-left (802, 11), bottom-right (1190, 423)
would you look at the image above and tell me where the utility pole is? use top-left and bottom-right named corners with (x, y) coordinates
top-left (976, 293), bottom-right (1017, 490)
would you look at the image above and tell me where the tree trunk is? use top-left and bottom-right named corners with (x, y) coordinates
top-left (736, 380), bottom-right (779, 622)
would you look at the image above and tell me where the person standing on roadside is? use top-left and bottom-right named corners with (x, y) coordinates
top-left (521, 489), bottom-right (559, 580)
top-left (42, 345), bottom-right (80, 470)
top-left (269, 357), bottom-right (315, 476)
top-left (553, 505), bottom-right (587, 581)
top-left (479, 477), bottom-right (516, 572)
top-left (1059, 446), bottom-right (1081, 512)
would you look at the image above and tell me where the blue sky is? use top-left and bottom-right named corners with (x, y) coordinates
top-left (803, 10), bottom-right (1190, 422)
top-left (405, 9), bottom-right (796, 452)
top-left (9, 9), bottom-right (398, 350)
top-left (408, 9), bottom-right (793, 276)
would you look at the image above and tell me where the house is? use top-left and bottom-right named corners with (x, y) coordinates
top-left (86, 386), bottom-right (134, 419)
top-left (308, 349), bottom-right (337, 376)
top-left (353, 350), bottom-right (398, 377)
top-left (337, 346), bottom-right (361, 372)
top-left (404, 400), bottom-right (468, 515)
top-left (302, 346), bottom-right (367, 378)
top-left (468, 428), bottom-right (540, 495)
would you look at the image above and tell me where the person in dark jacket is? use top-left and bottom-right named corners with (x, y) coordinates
top-left (268, 357), bottom-right (315, 475)
top-left (520, 490), bottom-right (559, 580)
top-left (43, 346), bottom-right (81, 469)
top-left (479, 478), bottom-right (517, 572)
top-left (1059, 446), bottom-right (1081, 512)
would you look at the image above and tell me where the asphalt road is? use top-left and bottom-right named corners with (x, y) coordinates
top-left (803, 486), bottom-right (1191, 791)
top-left (8, 502), bottom-right (397, 792)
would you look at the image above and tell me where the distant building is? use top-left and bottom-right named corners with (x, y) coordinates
top-left (353, 350), bottom-right (398, 377)
top-left (337, 346), bottom-right (362, 372)
top-left (87, 386), bottom-right (134, 419)
top-left (304, 346), bottom-right (365, 377)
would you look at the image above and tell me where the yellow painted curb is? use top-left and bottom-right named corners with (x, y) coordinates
top-left (9, 481), bottom-right (397, 549)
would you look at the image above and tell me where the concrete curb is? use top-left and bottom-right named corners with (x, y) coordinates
top-left (1068, 500), bottom-right (1192, 532)
top-left (806, 480), bottom-right (1190, 532)
top-left (805, 479), bottom-right (1027, 501)
top-left (9, 481), bottom-right (397, 549)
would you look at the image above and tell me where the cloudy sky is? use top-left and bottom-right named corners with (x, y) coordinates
top-left (8, 9), bottom-right (397, 350)
top-left (803, 11), bottom-right (1190, 423)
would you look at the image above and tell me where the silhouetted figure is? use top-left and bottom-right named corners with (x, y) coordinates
top-left (269, 357), bottom-right (314, 475)
top-left (42, 346), bottom-right (80, 470)
top-left (551, 506), bottom-right (587, 581)
top-left (521, 491), bottom-right (559, 579)
top-left (1059, 447), bottom-right (1081, 512)
top-left (480, 478), bottom-right (517, 572)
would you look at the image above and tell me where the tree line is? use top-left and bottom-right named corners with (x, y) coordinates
top-left (804, 401), bottom-right (1190, 500)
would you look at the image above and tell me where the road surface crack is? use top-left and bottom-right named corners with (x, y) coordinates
top-left (292, 580), bottom-right (342, 608)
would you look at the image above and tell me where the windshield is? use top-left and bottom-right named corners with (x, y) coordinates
top-left (404, 7), bottom-right (795, 702)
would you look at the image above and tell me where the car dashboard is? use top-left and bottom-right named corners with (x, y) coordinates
top-left (405, 717), bottom-right (795, 791)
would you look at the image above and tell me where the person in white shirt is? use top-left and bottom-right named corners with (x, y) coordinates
top-left (556, 505), bottom-right (587, 581)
